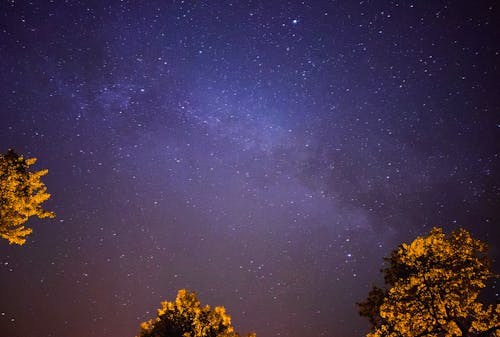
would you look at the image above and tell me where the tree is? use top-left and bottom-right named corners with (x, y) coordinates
top-left (0, 149), bottom-right (55, 245)
top-left (137, 289), bottom-right (256, 337)
top-left (358, 227), bottom-right (499, 337)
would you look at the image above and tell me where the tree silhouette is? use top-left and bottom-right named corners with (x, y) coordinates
top-left (137, 289), bottom-right (256, 337)
top-left (0, 149), bottom-right (55, 245)
top-left (358, 228), bottom-right (499, 337)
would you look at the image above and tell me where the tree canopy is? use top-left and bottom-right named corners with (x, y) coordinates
top-left (358, 227), bottom-right (499, 337)
top-left (137, 289), bottom-right (256, 337)
top-left (0, 149), bottom-right (55, 245)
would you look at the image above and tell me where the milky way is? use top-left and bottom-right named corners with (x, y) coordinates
top-left (0, 1), bottom-right (498, 336)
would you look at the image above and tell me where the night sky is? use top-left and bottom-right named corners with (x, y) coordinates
top-left (0, 1), bottom-right (499, 336)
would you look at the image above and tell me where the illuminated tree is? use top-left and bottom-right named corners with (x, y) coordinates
top-left (0, 149), bottom-right (55, 245)
top-left (358, 228), bottom-right (499, 337)
top-left (138, 289), bottom-right (256, 337)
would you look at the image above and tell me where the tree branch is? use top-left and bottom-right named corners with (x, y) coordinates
top-left (476, 325), bottom-right (500, 337)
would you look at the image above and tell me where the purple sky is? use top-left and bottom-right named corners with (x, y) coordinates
top-left (0, 1), bottom-right (498, 336)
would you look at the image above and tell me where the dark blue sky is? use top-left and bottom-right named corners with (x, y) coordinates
top-left (0, 1), bottom-right (498, 336)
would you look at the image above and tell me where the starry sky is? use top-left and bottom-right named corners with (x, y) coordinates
top-left (0, 1), bottom-right (499, 336)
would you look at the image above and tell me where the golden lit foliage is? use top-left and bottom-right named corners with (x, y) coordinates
top-left (0, 149), bottom-right (55, 245)
top-left (358, 228), bottom-right (499, 337)
top-left (138, 289), bottom-right (256, 337)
